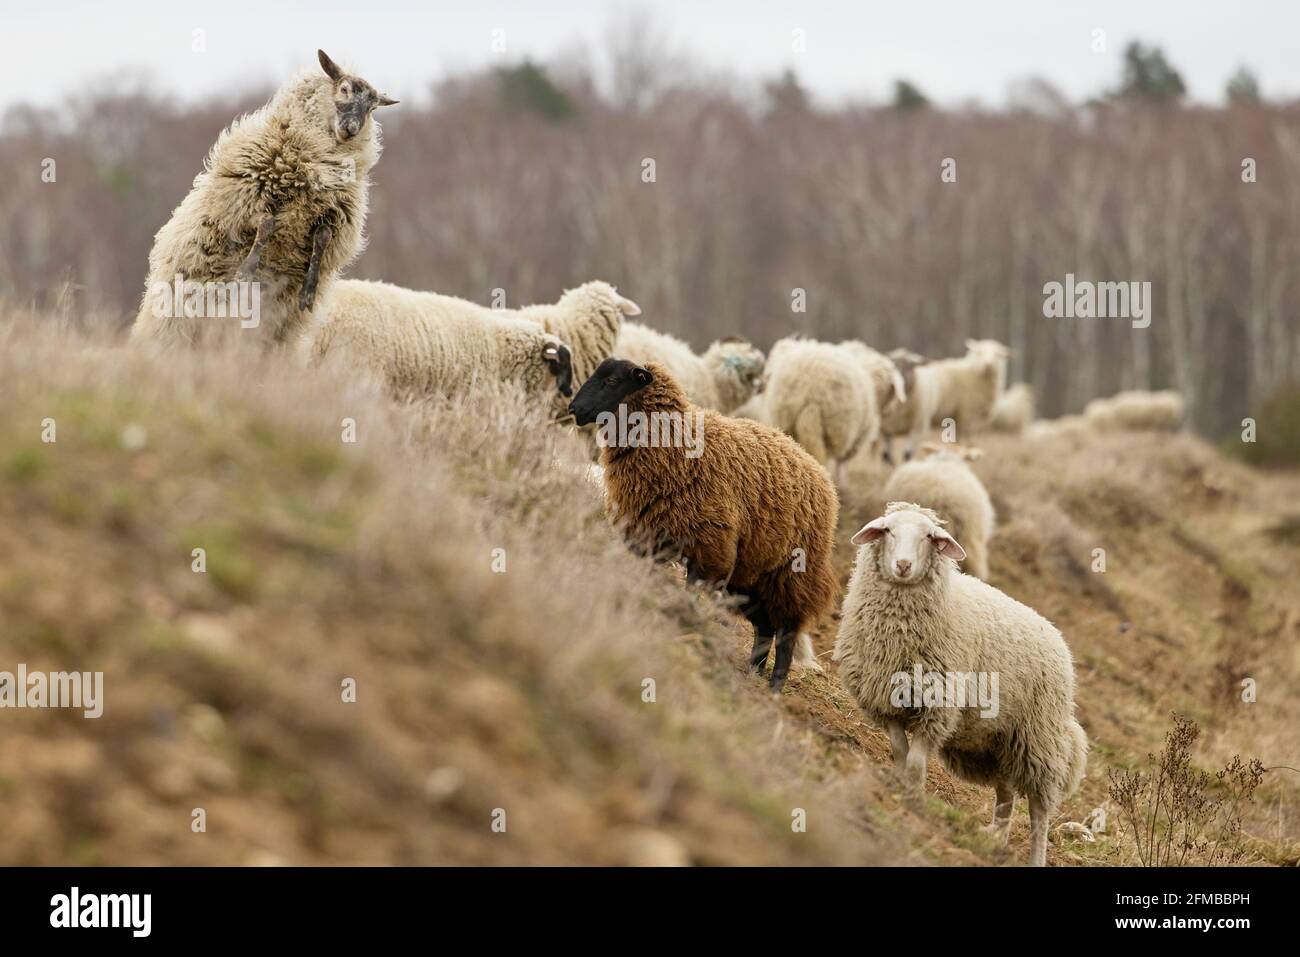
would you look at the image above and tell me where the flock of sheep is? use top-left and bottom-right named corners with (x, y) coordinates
top-left (127, 52), bottom-right (1187, 866)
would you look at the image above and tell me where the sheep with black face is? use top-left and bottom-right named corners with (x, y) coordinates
top-left (571, 358), bottom-right (840, 692)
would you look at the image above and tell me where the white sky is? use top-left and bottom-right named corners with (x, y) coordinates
top-left (2, 0), bottom-right (1293, 111)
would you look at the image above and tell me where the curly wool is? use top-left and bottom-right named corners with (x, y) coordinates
top-left (600, 363), bottom-right (839, 642)
top-left (615, 323), bottom-right (765, 412)
top-left (131, 68), bottom-right (381, 349)
top-left (882, 450), bottom-right (996, 580)
top-left (834, 502), bottom-right (1087, 821)
top-left (764, 337), bottom-right (900, 472)
top-left (519, 282), bottom-right (634, 391)
top-left (303, 279), bottom-right (570, 404)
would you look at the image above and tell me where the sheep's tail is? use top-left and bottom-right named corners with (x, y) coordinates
top-left (792, 404), bottom-right (829, 465)
top-left (793, 632), bottom-right (823, 672)
top-left (1065, 719), bottom-right (1088, 798)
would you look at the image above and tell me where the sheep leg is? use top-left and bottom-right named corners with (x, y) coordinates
top-left (769, 628), bottom-right (796, 693)
top-left (986, 781), bottom-right (1015, 843)
top-left (1027, 794), bottom-right (1050, 866)
top-left (905, 734), bottom-right (931, 792)
top-left (884, 720), bottom-right (910, 770)
top-left (792, 632), bottom-right (823, 672)
top-left (299, 224), bottom-right (334, 311)
top-left (235, 215), bottom-right (278, 281)
top-left (743, 600), bottom-right (775, 674)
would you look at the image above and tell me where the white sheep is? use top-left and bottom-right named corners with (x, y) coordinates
top-left (518, 282), bottom-right (641, 392)
top-left (303, 279), bottom-right (573, 405)
top-left (130, 51), bottom-right (397, 350)
top-left (763, 337), bottom-right (906, 484)
top-left (882, 444), bottom-right (995, 580)
top-left (881, 348), bottom-right (940, 463)
top-left (989, 382), bottom-right (1036, 433)
top-left (614, 323), bottom-right (765, 413)
top-left (730, 393), bottom-right (769, 423)
top-left (1083, 390), bottom-right (1185, 432)
top-left (1025, 414), bottom-right (1089, 441)
top-left (834, 502), bottom-right (1088, 866)
top-left (926, 339), bottom-right (1011, 439)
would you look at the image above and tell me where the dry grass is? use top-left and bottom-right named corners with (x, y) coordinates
top-left (0, 316), bottom-right (904, 865)
top-left (1, 315), bottom-right (1297, 865)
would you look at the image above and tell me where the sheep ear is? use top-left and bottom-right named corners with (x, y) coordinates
top-left (614, 292), bottom-right (641, 316)
top-left (890, 367), bottom-right (908, 404)
top-left (377, 94), bottom-right (399, 107)
top-left (319, 50), bottom-right (344, 82)
top-left (633, 366), bottom-right (653, 385)
top-left (931, 529), bottom-right (966, 561)
top-left (850, 519), bottom-right (888, 546)
top-left (541, 343), bottom-right (573, 397)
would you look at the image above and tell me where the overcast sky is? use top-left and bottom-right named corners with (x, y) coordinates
top-left (3, 0), bottom-right (1294, 111)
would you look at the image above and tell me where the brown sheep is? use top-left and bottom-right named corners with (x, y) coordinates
top-left (568, 358), bottom-right (839, 691)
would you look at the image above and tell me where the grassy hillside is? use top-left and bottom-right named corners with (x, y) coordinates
top-left (1, 317), bottom-right (1297, 865)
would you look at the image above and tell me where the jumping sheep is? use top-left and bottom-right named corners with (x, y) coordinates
top-left (927, 339), bottom-right (1011, 439)
top-left (615, 323), bottom-right (765, 413)
top-left (882, 444), bottom-right (995, 580)
top-left (131, 50), bottom-right (397, 350)
top-left (1083, 390), bottom-right (1185, 432)
top-left (763, 337), bottom-right (906, 485)
top-left (833, 502), bottom-right (1088, 866)
top-left (302, 279), bottom-right (573, 405)
top-left (568, 358), bottom-right (840, 691)
top-left (989, 383), bottom-right (1036, 434)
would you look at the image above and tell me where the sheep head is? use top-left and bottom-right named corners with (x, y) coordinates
top-left (541, 339), bottom-right (574, 397)
top-left (850, 502), bottom-right (966, 584)
top-left (707, 336), bottom-right (766, 408)
top-left (964, 338), bottom-right (1012, 362)
top-left (318, 50), bottom-right (398, 144)
top-left (918, 442), bottom-right (983, 463)
top-left (567, 358), bottom-right (653, 427)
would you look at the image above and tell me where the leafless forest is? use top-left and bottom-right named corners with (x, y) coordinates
top-left (3, 57), bottom-right (1300, 437)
